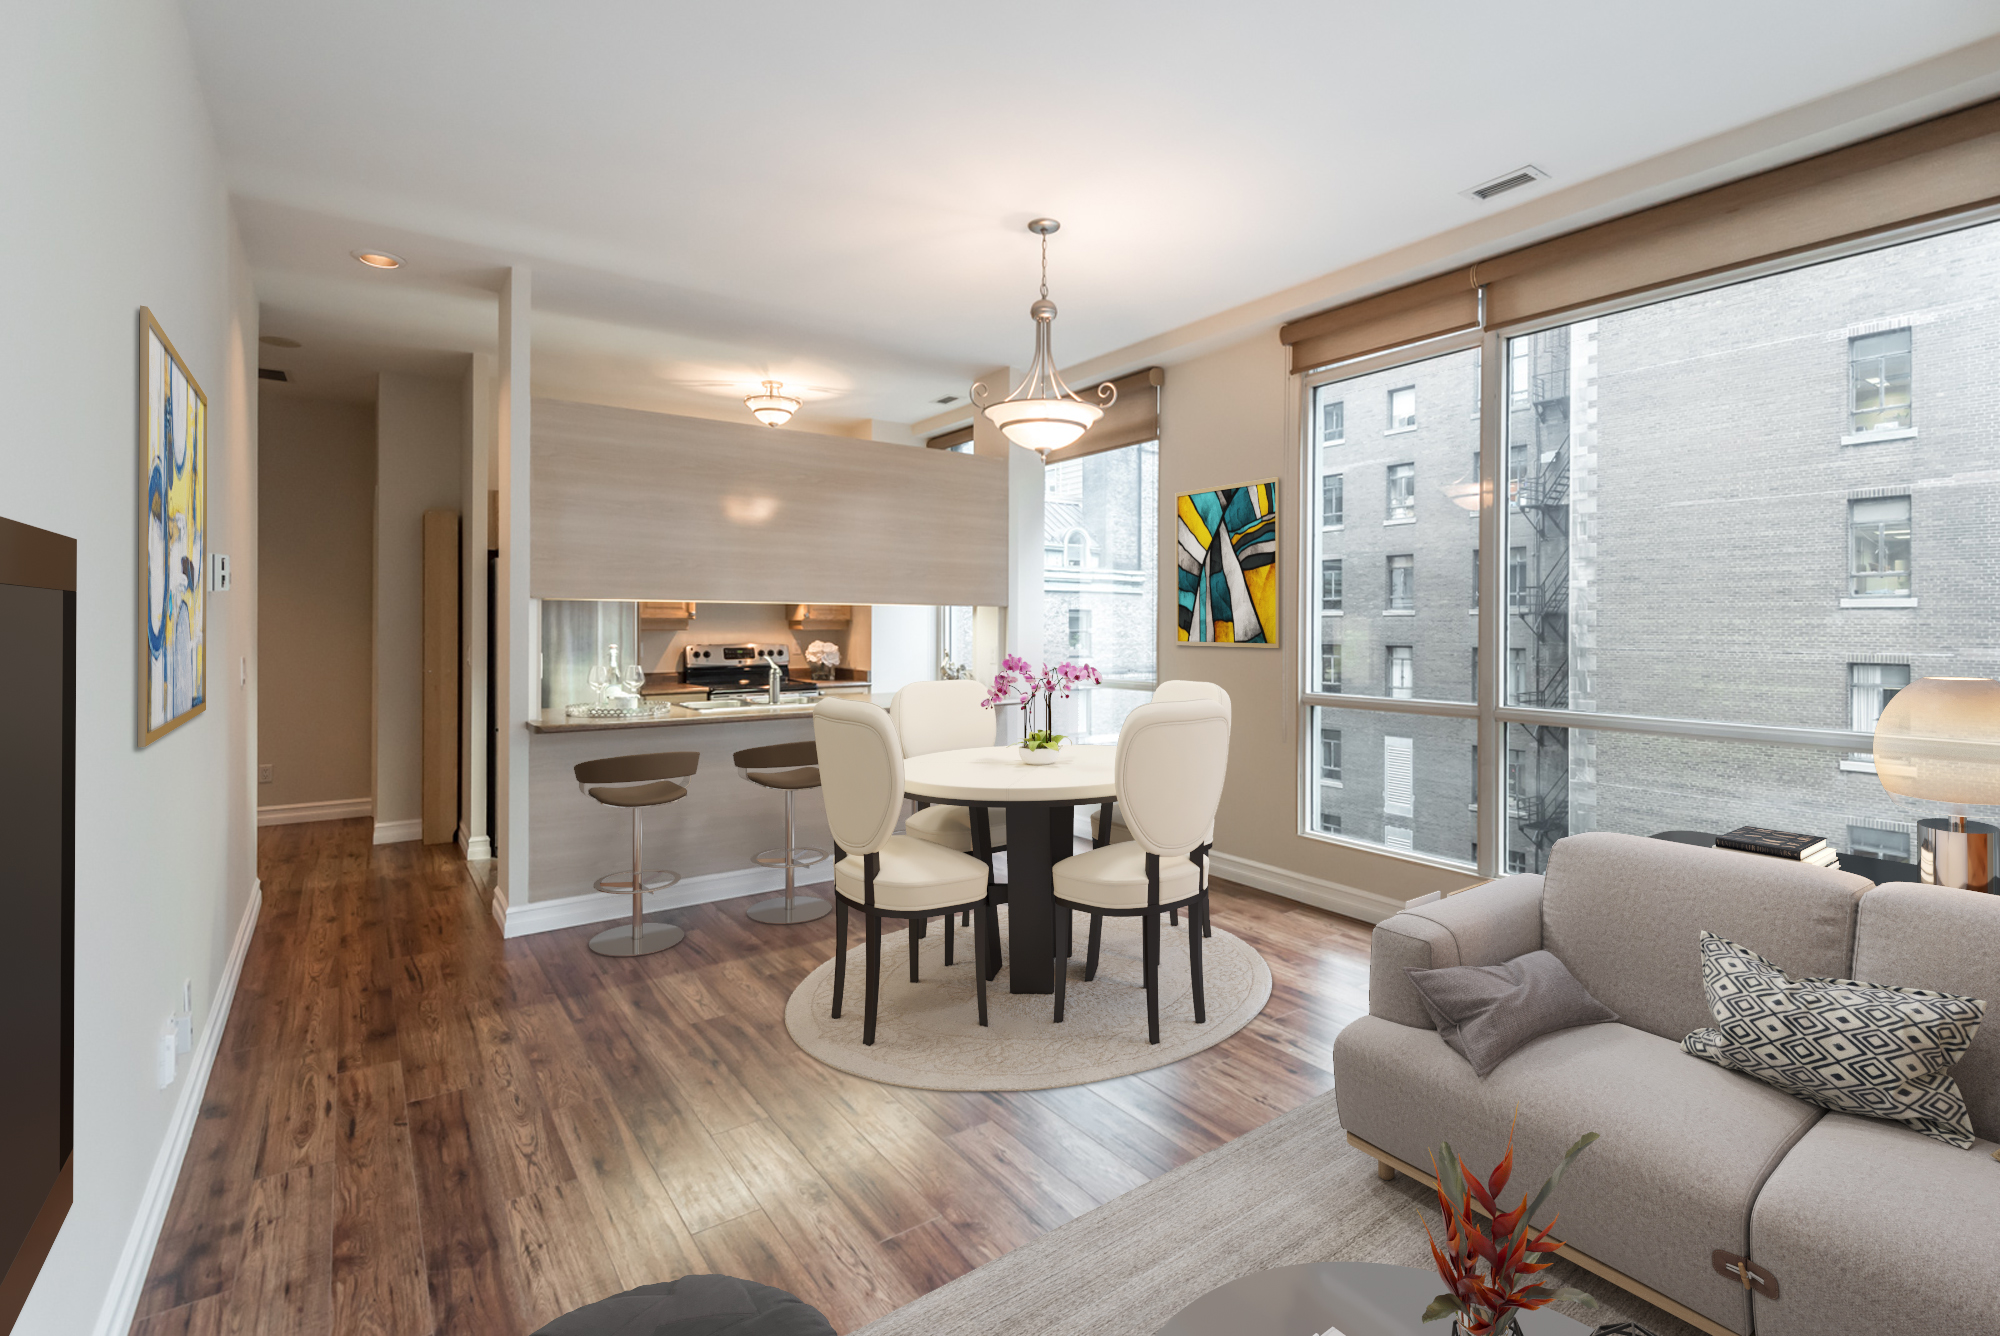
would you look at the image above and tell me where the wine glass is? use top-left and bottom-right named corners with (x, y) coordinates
top-left (619, 663), bottom-right (645, 699)
top-left (587, 663), bottom-right (610, 703)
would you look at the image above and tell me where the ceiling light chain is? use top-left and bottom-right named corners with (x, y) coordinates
top-left (971, 218), bottom-right (1114, 455)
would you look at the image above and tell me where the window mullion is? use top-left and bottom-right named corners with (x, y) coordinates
top-left (1476, 321), bottom-right (1504, 878)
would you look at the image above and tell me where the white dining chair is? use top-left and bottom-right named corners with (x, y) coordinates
top-left (1051, 697), bottom-right (1230, 1044)
top-left (814, 696), bottom-right (995, 1046)
top-left (1090, 679), bottom-right (1231, 934)
top-left (892, 678), bottom-right (1007, 970)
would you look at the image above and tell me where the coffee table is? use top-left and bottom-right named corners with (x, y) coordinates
top-left (1153, 1262), bottom-right (1590, 1336)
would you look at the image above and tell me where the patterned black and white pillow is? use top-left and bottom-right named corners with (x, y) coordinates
top-left (1683, 931), bottom-right (1985, 1149)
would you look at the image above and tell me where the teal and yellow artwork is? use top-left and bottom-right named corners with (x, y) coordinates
top-left (141, 308), bottom-right (206, 745)
top-left (1177, 480), bottom-right (1278, 645)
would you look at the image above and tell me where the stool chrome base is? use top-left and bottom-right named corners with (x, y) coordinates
top-left (747, 894), bottom-right (832, 925)
top-left (592, 868), bottom-right (682, 895)
top-left (589, 920), bottom-right (685, 957)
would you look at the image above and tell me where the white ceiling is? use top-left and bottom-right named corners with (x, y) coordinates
top-left (186, 1), bottom-right (2000, 419)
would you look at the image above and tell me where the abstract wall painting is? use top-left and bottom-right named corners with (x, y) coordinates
top-left (1176, 479), bottom-right (1278, 645)
top-left (140, 307), bottom-right (206, 745)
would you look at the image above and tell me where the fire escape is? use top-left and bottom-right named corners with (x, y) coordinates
top-left (1507, 344), bottom-right (1572, 868)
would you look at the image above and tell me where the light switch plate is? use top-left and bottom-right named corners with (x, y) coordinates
top-left (210, 551), bottom-right (231, 591)
top-left (259, 764), bottom-right (273, 784)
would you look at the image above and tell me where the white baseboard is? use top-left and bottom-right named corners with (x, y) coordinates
top-left (491, 885), bottom-right (508, 930)
top-left (257, 797), bottom-right (371, 827)
top-left (502, 864), bottom-right (831, 939)
top-left (1209, 850), bottom-right (1407, 925)
top-left (372, 817), bottom-right (424, 845)
top-left (93, 877), bottom-right (262, 1336)
top-left (462, 833), bottom-right (492, 861)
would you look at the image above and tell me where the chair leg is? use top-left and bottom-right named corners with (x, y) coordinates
top-left (1201, 889), bottom-right (1212, 938)
top-left (909, 915), bottom-right (923, 983)
top-left (1143, 911), bottom-right (1161, 1044)
top-left (1188, 900), bottom-right (1206, 1024)
top-left (1169, 906), bottom-right (1178, 927)
top-left (944, 911), bottom-right (955, 966)
top-left (831, 896), bottom-right (848, 1019)
top-left (973, 901), bottom-right (989, 1027)
top-left (983, 900), bottom-right (1003, 982)
top-left (1053, 908), bottom-right (1069, 1024)
top-left (1084, 913), bottom-right (1103, 982)
top-left (864, 912), bottom-right (882, 1046)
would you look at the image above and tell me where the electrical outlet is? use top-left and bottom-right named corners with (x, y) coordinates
top-left (259, 764), bottom-right (273, 784)
top-left (209, 551), bottom-right (231, 591)
top-left (156, 1026), bottom-right (177, 1088)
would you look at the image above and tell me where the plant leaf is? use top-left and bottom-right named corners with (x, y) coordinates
top-left (1422, 1295), bottom-right (1465, 1323)
top-left (1550, 1287), bottom-right (1600, 1307)
top-left (1520, 1131), bottom-right (1598, 1228)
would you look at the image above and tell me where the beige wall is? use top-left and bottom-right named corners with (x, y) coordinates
top-left (375, 371), bottom-right (466, 836)
top-left (257, 389), bottom-right (375, 809)
top-left (1158, 331), bottom-right (1478, 917)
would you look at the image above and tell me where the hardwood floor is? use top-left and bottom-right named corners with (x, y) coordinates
top-left (132, 819), bottom-right (1373, 1335)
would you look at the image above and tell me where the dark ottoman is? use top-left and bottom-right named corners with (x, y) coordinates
top-left (532, 1274), bottom-right (835, 1336)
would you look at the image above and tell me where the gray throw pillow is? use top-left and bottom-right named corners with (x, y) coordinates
top-left (1682, 931), bottom-right (1984, 1149)
top-left (1405, 950), bottom-right (1619, 1077)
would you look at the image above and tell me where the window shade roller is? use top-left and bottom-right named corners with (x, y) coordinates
top-left (1043, 366), bottom-right (1165, 463)
top-left (1281, 269), bottom-right (1480, 374)
top-left (926, 424), bottom-right (974, 451)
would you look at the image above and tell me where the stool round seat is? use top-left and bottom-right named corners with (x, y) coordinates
top-left (733, 739), bottom-right (831, 926)
top-left (575, 750), bottom-right (699, 958)
top-left (532, 1273), bottom-right (832, 1336)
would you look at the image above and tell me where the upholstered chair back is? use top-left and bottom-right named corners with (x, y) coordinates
top-left (1852, 884), bottom-right (2000, 1140)
top-left (1115, 699), bottom-right (1230, 859)
top-left (1152, 679), bottom-right (1233, 726)
top-left (891, 679), bottom-right (996, 758)
top-left (812, 697), bottom-right (903, 855)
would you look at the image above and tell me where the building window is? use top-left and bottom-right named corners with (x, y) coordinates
top-left (1507, 747), bottom-right (1526, 813)
top-left (1321, 558), bottom-right (1343, 612)
top-left (1507, 849), bottom-right (1528, 873)
top-left (1384, 826), bottom-right (1414, 851)
top-left (1388, 646), bottom-right (1413, 699)
top-left (1387, 555), bottom-right (1414, 610)
top-left (1848, 496), bottom-right (1911, 597)
top-left (1384, 735), bottom-right (1414, 817)
top-left (1389, 386), bottom-right (1416, 431)
top-left (1509, 340), bottom-right (1532, 407)
top-left (1322, 473), bottom-right (1344, 528)
top-left (1320, 644), bottom-right (1342, 692)
top-left (1470, 744), bottom-right (1479, 808)
top-left (1319, 725), bottom-right (1343, 782)
top-left (1507, 545), bottom-right (1529, 611)
top-left (1848, 824), bottom-right (1911, 863)
top-left (1387, 463), bottom-right (1415, 521)
top-left (1849, 329), bottom-right (1912, 433)
top-left (1847, 662), bottom-right (1911, 765)
top-left (1067, 608), bottom-right (1092, 658)
top-left (1471, 547), bottom-right (1480, 610)
top-left (1063, 528), bottom-right (1089, 568)
top-left (1322, 396), bottom-right (1345, 446)
top-left (1508, 647), bottom-right (1528, 705)
top-left (1323, 813), bottom-right (1343, 834)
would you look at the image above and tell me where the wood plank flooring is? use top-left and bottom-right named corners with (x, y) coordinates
top-left (133, 819), bottom-right (1373, 1336)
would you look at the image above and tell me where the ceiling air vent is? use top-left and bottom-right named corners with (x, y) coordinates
top-left (934, 394), bottom-right (959, 405)
top-left (258, 368), bottom-right (289, 382)
top-left (1463, 165), bottom-right (1549, 202)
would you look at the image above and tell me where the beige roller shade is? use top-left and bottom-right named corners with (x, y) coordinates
top-left (1044, 366), bottom-right (1165, 463)
top-left (926, 424), bottom-right (974, 451)
top-left (1281, 269), bottom-right (1479, 374)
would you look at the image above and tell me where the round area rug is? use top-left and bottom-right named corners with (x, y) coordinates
top-left (784, 904), bottom-right (1272, 1090)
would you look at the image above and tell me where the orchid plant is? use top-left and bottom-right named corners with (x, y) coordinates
top-left (981, 655), bottom-right (1102, 750)
top-left (1422, 1125), bottom-right (1600, 1335)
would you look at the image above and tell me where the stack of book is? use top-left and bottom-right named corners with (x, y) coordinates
top-left (1714, 826), bottom-right (1840, 867)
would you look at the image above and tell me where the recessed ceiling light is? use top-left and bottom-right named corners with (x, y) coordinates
top-left (259, 335), bottom-right (301, 348)
top-left (352, 250), bottom-right (403, 269)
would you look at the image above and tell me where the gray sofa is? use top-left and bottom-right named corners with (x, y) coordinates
top-left (1333, 831), bottom-right (2000, 1336)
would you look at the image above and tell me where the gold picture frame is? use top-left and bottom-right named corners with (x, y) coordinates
top-left (139, 307), bottom-right (207, 746)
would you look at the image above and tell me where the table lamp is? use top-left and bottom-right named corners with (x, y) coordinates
top-left (1873, 675), bottom-right (2000, 894)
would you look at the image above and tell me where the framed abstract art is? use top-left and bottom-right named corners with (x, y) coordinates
top-left (1176, 479), bottom-right (1278, 645)
top-left (139, 307), bottom-right (206, 746)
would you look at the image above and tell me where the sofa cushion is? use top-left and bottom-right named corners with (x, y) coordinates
top-left (1684, 932), bottom-right (1982, 1147)
top-left (1746, 1113), bottom-right (2000, 1336)
top-left (1333, 1015), bottom-right (1822, 1335)
top-left (1369, 874), bottom-right (1546, 1031)
top-left (1540, 832), bottom-right (1868, 1043)
top-left (1406, 950), bottom-right (1618, 1077)
top-left (1852, 884), bottom-right (2000, 1141)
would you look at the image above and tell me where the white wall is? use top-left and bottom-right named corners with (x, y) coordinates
top-left (0, 3), bottom-right (259, 1332)
top-left (258, 389), bottom-right (374, 810)
top-left (374, 371), bottom-right (465, 839)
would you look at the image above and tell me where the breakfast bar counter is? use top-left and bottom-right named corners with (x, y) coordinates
top-left (525, 689), bottom-right (888, 733)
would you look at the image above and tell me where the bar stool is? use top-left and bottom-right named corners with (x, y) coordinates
top-left (734, 740), bottom-right (832, 925)
top-left (575, 751), bottom-right (700, 957)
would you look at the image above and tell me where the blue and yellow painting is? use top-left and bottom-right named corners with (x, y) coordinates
top-left (1177, 480), bottom-right (1278, 645)
top-left (143, 311), bottom-right (206, 744)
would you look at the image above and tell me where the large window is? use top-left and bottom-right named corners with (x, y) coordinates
top-left (1301, 215), bottom-right (2000, 875)
top-left (1043, 440), bottom-right (1158, 740)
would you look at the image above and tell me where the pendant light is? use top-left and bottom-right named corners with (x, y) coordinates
top-left (744, 380), bottom-right (801, 427)
top-left (973, 219), bottom-right (1115, 454)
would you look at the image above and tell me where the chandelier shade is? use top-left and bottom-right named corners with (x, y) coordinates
top-left (974, 220), bottom-right (1114, 454)
top-left (744, 380), bottom-right (800, 427)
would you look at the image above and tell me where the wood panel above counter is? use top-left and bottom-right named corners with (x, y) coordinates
top-left (531, 399), bottom-right (1009, 605)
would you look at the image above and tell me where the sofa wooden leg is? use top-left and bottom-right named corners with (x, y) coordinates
top-left (1376, 1160), bottom-right (1395, 1181)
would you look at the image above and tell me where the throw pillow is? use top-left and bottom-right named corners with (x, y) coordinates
top-left (1405, 950), bottom-right (1619, 1077)
top-left (1683, 931), bottom-right (1985, 1149)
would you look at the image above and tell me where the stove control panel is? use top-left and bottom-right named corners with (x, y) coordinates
top-left (684, 643), bottom-right (789, 668)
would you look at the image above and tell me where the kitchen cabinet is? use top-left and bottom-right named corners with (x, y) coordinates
top-left (787, 603), bottom-right (852, 630)
top-left (638, 601), bottom-right (696, 629)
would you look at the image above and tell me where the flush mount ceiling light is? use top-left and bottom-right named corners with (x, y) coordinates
top-left (973, 219), bottom-right (1114, 455)
top-left (744, 380), bottom-right (801, 426)
top-left (351, 249), bottom-right (403, 269)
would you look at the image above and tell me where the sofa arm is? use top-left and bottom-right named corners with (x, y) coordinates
top-left (1368, 874), bottom-right (1546, 1029)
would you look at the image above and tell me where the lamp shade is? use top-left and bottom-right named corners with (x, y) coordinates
top-left (1873, 676), bottom-right (2000, 805)
top-left (980, 396), bottom-right (1102, 454)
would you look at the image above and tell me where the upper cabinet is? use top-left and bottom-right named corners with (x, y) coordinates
top-left (788, 604), bottom-right (851, 629)
top-left (638, 601), bottom-right (696, 629)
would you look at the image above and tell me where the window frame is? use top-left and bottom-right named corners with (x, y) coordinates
top-left (1386, 554), bottom-right (1414, 611)
top-left (1294, 206), bottom-right (2000, 877)
top-left (1386, 462), bottom-right (1416, 522)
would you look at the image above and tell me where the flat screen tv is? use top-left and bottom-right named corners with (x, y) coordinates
top-left (0, 517), bottom-right (75, 1333)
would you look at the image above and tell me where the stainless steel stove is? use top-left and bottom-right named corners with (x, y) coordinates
top-left (682, 642), bottom-right (822, 698)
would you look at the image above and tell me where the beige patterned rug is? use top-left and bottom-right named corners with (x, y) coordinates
top-left (783, 904), bottom-right (1272, 1090)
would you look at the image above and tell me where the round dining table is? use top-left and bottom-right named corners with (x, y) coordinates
top-left (901, 743), bottom-right (1116, 994)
